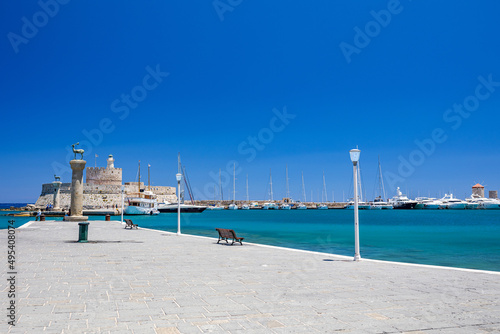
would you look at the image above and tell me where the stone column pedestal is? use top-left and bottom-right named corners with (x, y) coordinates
top-left (52, 181), bottom-right (62, 211)
top-left (65, 159), bottom-right (88, 222)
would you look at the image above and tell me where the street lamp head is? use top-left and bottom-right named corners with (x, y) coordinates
top-left (176, 173), bottom-right (182, 182)
top-left (349, 148), bottom-right (361, 163)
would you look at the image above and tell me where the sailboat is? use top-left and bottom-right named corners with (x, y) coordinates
top-left (241, 174), bottom-right (250, 210)
top-left (158, 154), bottom-right (207, 213)
top-left (297, 172), bottom-right (307, 210)
top-left (228, 163), bottom-right (238, 210)
top-left (206, 169), bottom-right (225, 210)
top-left (262, 169), bottom-right (278, 209)
top-left (125, 161), bottom-right (160, 215)
top-left (280, 165), bottom-right (291, 210)
top-left (317, 172), bottom-right (328, 210)
top-left (369, 156), bottom-right (393, 209)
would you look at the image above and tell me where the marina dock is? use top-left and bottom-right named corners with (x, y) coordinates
top-left (2, 220), bottom-right (499, 333)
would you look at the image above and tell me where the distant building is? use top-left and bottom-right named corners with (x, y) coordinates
top-left (489, 190), bottom-right (498, 199)
top-left (472, 183), bottom-right (485, 197)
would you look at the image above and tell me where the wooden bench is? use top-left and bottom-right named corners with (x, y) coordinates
top-left (215, 228), bottom-right (244, 245)
top-left (124, 219), bottom-right (138, 229)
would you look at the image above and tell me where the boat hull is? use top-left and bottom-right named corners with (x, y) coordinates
top-left (124, 206), bottom-right (159, 215)
top-left (158, 204), bottom-right (207, 213)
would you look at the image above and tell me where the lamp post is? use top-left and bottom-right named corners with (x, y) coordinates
top-left (176, 173), bottom-right (182, 235)
top-left (349, 148), bottom-right (361, 261)
top-left (121, 185), bottom-right (125, 224)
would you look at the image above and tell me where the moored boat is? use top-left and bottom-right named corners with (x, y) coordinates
top-left (389, 187), bottom-right (417, 209)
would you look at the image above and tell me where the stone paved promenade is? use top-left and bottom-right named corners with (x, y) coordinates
top-left (2, 220), bottom-right (500, 333)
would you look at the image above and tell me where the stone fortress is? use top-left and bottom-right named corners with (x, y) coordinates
top-left (35, 155), bottom-right (177, 209)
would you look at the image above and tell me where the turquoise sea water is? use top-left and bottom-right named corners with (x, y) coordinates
top-left (1, 209), bottom-right (499, 272)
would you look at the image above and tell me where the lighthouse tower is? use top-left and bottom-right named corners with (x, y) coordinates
top-left (107, 154), bottom-right (115, 168)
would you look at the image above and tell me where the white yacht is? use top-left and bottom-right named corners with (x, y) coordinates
top-left (228, 203), bottom-right (238, 210)
top-left (389, 187), bottom-right (417, 209)
top-left (438, 194), bottom-right (468, 209)
top-left (344, 199), bottom-right (370, 210)
top-left (414, 197), bottom-right (436, 209)
top-left (124, 162), bottom-right (159, 215)
top-left (206, 204), bottom-right (225, 210)
top-left (125, 191), bottom-right (160, 215)
top-left (369, 196), bottom-right (393, 210)
top-left (262, 202), bottom-right (279, 210)
top-left (466, 194), bottom-right (500, 210)
top-left (424, 194), bottom-right (467, 209)
top-left (296, 203), bottom-right (307, 210)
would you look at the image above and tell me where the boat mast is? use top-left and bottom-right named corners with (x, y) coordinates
top-left (269, 168), bottom-right (273, 202)
top-left (233, 163), bottom-right (236, 203)
top-left (301, 171), bottom-right (306, 202)
top-left (359, 166), bottom-right (363, 202)
top-left (378, 156), bottom-right (387, 200)
top-left (246, 174), bottom-right (249, 203)
top-left (285, 165), bottom-right (290, 199)
top-left (323, 171), bottom-right (327, 203)
top-left (219, 169), bottom-right (223, 203)
top-left (148, 164), bottom-right (151, 192)
top-left (138, 161), bottom-right (141, 195)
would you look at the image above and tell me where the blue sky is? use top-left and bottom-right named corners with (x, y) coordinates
top-left (1, 0), bottom-right (500, 202)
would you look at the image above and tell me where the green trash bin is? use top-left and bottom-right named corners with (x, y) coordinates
top-left (78, 222), bottom-right (89, 243)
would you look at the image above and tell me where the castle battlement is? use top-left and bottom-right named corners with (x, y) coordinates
top-left (86, 154), bottom-right (122, 186)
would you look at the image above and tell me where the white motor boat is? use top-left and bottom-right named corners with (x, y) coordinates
top-left (438, 194), bottom-right (468, 209)
top-left (466, 194), bottom-right (500, 210)
top-left (241, 204), bottom-right (250, 210)
top-left (262, 202), bottom-right (278, 210)
top-left (296, 203), bottom-right (307, 210)
top-left (125, 191), bottom-right (160, 215)
top-left (206, 204), bottom-right (225, 210)
top-left (369, 197), bottom-right (393, 210)
top-left (317, 204), bottom-right (328, 210)
top-left (280, 204), bottom-right (291, 210)
top-left (389, 187), bottom-right (417, 209)
top-left (414, 197), bottom-right (436, 209)
top-left (344, 201), bottom-right (370, 210)
top-left (228, 203), bottom-right (238, 210)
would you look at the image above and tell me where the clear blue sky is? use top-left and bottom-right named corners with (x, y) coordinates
top-left (1, 0), bottom-right (500, 202)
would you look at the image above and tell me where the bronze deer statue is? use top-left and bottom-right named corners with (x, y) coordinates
top-left (72, 142), bottom-right (85, 160)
